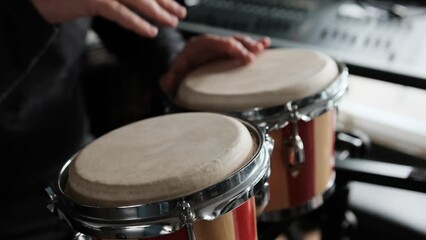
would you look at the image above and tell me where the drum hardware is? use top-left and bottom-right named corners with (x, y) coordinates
top-left (229, 61), bottom-right (349, 131)
top-left (321, 157), bottom-right (426, 240)
top-left (178, 201), bottom-right (196, 240)
top-left (254, 133), bottom-right (274, 215)
top-left (46, 154), bottom-right (271, 239)
top-left (257, 61), bottom-right (347, 220)
top-left (335, 158), bottom-right (426, 194)
top-left (242, 72), bottom-right (347, 216)
top-left (74, 232), bottom-right (92, 240)
top-left (258, 172), bottom-right (336, 222)
top-left (284, 103), bottom-right (305, 177)
top-left (335, 129), bottom-right (372, 161)
top-left (45, 185), bottom-right (77, 237)
top-left (166, 61), bottom-right (348, 131)
top-left (255, 182), bottom-right (270, 215)
top-left (168, 49), bottom-right (350, 229)
top-left (323, 126), bottom-right (422, 240)
top-left (46, 117), bottom-right (273, 239)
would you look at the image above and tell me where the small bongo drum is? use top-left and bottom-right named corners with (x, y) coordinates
top-left (46, 112), bottom-right (272, 239)
top-left (173, 48), bottom-right (348, 219)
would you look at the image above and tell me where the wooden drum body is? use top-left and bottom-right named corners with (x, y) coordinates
top-left (46, 112), bottom-right (272, 239)
top-left (173, 48), bottom-right (349, 219)
top-left (264, 110), bottom-right (336, 214)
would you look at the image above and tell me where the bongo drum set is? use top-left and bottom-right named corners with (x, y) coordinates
top-left (46, 48), bottom-right (349, 239)
top-left (173, 48), bottom-right (348, 220)
top-left (46, 112), bottom-right (273, 240)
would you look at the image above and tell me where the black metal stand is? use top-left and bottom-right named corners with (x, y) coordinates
top-left (256, 129), bottom-right (426, 240)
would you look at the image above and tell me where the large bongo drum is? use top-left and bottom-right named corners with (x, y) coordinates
top-left (46, 112), bottom-right (272, 239)
top-left (172, 48), bottom-right (349, 219)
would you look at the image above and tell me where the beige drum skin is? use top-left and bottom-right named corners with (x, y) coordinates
top-left (175, 48), bottom-right (347, 217)
top-left (176, 48), bottom-right (339, 112)
top-left (47, 112), bottom-right (271, 240)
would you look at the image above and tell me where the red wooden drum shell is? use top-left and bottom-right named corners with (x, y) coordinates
top-left (96, 199), bottom-right (258, 240)
top-left (45, 113), bottom-right (272, 239)
top-left (264, 111), bottom-right (336, 212)
top-left (172, 48), bottom-right (348, 218)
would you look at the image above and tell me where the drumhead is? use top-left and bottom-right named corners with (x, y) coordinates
top-left (176, 48), bottom-right (339, 112)
top-left (66, 112), bottom-right (255, 206)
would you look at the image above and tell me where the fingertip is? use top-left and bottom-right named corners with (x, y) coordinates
top-left (243, 52), bottom-right (256, 64)
top-left (165, 0), bottom-right (187, 19)
top-left (254, 42), bottom-right (264, 52)
top-left (148, 26), bottom-right (159, 37)
top-left (261, 37), bottom-right (272, 47)
top-left (179, 7), bottom-right (187, 18)
top-left (167, 16), bottom-right (179, 27)
top-left (131, 16), bottom-right (159, 37)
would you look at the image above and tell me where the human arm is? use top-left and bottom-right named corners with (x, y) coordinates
top-left (91, 16), bottom-right (185, 75)
top-left (30, 0), bottom-right (186, 38)
top-left (161, 34), bottom-right (271, 96)
top-left (0, 0), bottom-right (186, 103)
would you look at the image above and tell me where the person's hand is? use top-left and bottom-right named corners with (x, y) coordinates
top-left (161, 34), bottom-right (271, 96)
top-left (31, 0), bottom-right (186, 38)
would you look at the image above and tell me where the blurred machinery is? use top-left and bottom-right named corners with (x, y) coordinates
top-left (178, 0), bottom-right (426, 89)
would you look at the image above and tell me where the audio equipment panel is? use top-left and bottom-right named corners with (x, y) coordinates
top-left (179, 0), bottom-right (426, 88)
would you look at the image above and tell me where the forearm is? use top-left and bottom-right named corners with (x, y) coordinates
top-left (0, 0), bottom-right (57, 102)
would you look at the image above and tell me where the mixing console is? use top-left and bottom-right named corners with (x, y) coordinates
top-left (179, 0), bottom-right (426, 88)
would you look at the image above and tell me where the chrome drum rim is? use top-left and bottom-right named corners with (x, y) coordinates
top-left (46, 119), bottom-right (273, 239)
top-left (168, 61), bottom-right (349, 132)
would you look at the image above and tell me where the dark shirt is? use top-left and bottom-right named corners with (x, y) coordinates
top-left (0, 1), bottom-right (185, 239)
top-left (0, 2), bottom-right (94, 239)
